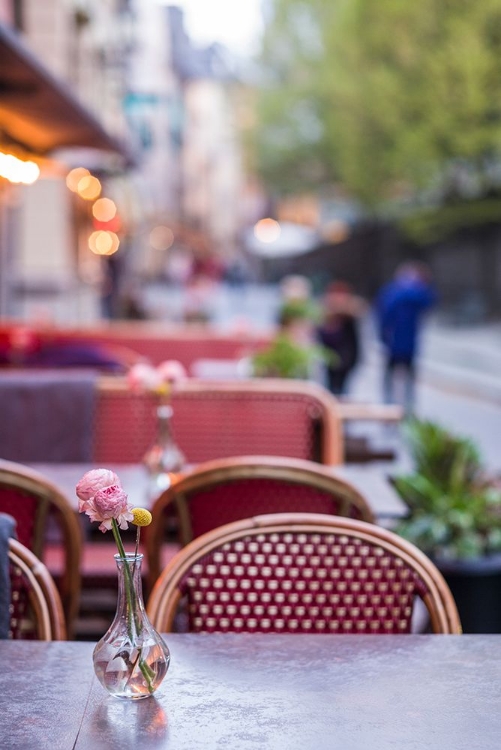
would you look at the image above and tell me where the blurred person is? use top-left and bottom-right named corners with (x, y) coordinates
top-left (316, 281), bottom-right (365, 396)
top-left (120, 283), bottom-right (148, 320)
top-left (100, 254), bottom-right (123, 320)
top-left (376, 261), bottom-right (437, 414)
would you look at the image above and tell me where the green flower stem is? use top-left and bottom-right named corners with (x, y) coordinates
top-left (111, 519), bottom-right (154, 694)
top-left (111, 519), bottom-right (136, 633)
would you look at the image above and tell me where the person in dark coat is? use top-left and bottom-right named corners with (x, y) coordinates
top-left (376, 262), bottom-right (437, 414)
top-left (317, 281), bottom-right (365, 396)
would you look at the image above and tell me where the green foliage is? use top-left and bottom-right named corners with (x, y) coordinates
top-left (395, 419), bottom-right (501, 560)
top-left (252, 334), bottom-right (316, 379)
top-left (253, 0), bottom-right (501, 211)
top-left (402, 419), bottom-right (481, 490)
top-left (277, 298), bottom-right (320, 326)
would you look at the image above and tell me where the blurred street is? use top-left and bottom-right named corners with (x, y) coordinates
top-left (142, 281), bottom-right (501, 475)
top-left (350, 319), bottom-right (501, 475)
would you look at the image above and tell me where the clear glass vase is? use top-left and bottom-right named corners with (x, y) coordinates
top-left (93, 554), bottom-right (170, 700)
top-left (143, 403), bottom-right (186, 493)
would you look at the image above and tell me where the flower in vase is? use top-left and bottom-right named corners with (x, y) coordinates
top-left (76, 469), bottom-right (169, 699)
top-left (127, 362), bottom-right (164, 392)
top-left (87, 485), bottom-right (133, 532)
top-left (76, 468), bottom-right (150, 552)
top-left (127, 360), bottom-right (187, 399)
top-left (156, 359), bottom-right (187, 385)
top-left (131, 507), bottom-right (153, 527)
top-left (75, 467), bottom-right (120, 511)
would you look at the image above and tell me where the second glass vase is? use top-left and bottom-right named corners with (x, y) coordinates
top-left (143, 402), bottom-right (186, 492)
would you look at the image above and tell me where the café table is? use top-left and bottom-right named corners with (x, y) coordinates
top-left (1, 633), bottom-right (500, 749)
top-left (29, 461), bottom-right (408, 522)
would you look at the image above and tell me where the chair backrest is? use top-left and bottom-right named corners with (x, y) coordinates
top-left (146, 455), bottom-right (375, 589)
top-left (93, 377), bottom-right (344, 466)
top-left (0, 460), bottom-right (81, 637)
top-left (0, 321), bottom-right (271, 369)
top-left (8, 537), bottom-right (66, 640)
top-left (147, 513), bottom-right (462, 635)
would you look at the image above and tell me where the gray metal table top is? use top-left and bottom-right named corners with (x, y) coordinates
top-left (1, 634), bottom-right (500, 750)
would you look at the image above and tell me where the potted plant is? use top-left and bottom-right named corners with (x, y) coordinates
top-left (251, 299), bottom-right (335, 380)
top-left (394, 418), bottom-right (501, 633)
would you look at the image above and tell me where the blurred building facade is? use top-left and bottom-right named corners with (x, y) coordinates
top-left (0, 2), bottom-right (252, 322)
top-left (0, 0), bottom-right (135, 321)
top-left (167, 5), bottom-right (246, 268)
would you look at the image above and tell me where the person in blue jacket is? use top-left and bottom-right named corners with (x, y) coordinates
top-left (376, 262), bottom-right (437, 414)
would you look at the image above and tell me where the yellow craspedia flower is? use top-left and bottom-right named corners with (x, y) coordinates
top-left (131, 507), bottom-right (152, 527)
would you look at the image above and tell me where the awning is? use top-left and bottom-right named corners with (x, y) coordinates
top-left (0, 24), bottom-right (134, 164)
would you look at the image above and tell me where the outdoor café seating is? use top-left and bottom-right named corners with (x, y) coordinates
top-left (94, 376), bottom-right (344, 465)
top-left (147, 512), bottom-right (462, 635)
top-left (7, 537), bottom-right (66, 640)
top-left (0, 459), bottom-right (81, 637)
top-left (145, 454), bottom-right (375, 591)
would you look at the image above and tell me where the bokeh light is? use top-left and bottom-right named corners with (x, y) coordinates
top-left (66, 167), bottom-right (90, 192)
top-left (0, 152), bottom-right (40, 185)
top-left (77, 175), bottom-right (102, 201)
top-left (253, 218), bottom-right (281, 244)
top-left (92, 197), bottom-right (117, 222)
top-left (150, 225), bottom-right (174, 251)
top-left (88, 230), bottom-right (120, 255)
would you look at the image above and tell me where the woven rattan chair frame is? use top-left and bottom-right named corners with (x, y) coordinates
top-left (0, 460), bottom-right (81, 637)
top-left (94, 377), bottom-right (344, 466)
top-left (8, 537), bottom-right (66, 640)
top-left (146, 455), bottom-right (375, 590)
top-left (147, 513), bottom-right (462, 636)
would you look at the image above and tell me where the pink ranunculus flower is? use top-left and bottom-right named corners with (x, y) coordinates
top-left (156, 359), bottom-right (187, 384)
top-left (85, 484), bottom-right (133, 533)
top-left (75, 468), bottom-right (121, 512)
top-left (127, 362), bottom-right (163, 392)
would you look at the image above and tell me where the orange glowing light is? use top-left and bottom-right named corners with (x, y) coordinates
top-left (253, 218), bottom-right (281, 244)
top-left (77, 175), bottom-right (102, 201)
top-left (92, 197), bottom-right (117, 222)
top-left (0, 152), bottom-right (40, 185)
top-left (88, 230), bottom-right (120, 255)
top-left (66, 167), bottom-right (90, 192)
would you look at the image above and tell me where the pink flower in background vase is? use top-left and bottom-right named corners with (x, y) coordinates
top-left (127, 362), bottom-right (163, 392)
top-left (127, 359), bottom-right (187, 398)
top-left (75, 468), bottom-right (121, 512)
top-left (127, 360), bottom-right (187, 479)
top-left (156, 360), bottom-right (187, 385)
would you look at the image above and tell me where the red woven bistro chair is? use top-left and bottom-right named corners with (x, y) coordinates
top-left (0, 460), bottom-right (81, 637)
top-left (147, 513), bottom-right (462, 635)
top-left (8, 538), bottom-right (66, 640)
top-left (146, 455), bottom-right (374, 592)
top-left (92, 377), bottom-right (344, 465)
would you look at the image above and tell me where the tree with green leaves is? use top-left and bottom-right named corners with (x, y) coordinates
top-left (253, 0), bottom-right (501, 213)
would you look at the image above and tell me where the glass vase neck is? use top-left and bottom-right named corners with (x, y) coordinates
top-left (157, 403), bottom-right (173, 420)
top-left (114, 554), bottom-right (146, 621)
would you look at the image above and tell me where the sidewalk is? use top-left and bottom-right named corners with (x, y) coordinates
top-left (350, 317), bottom-right (501, 474)
top-left (419, 320), bottom-right (501, 404)
top-left (356, 316), bottom-right (501, 406)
